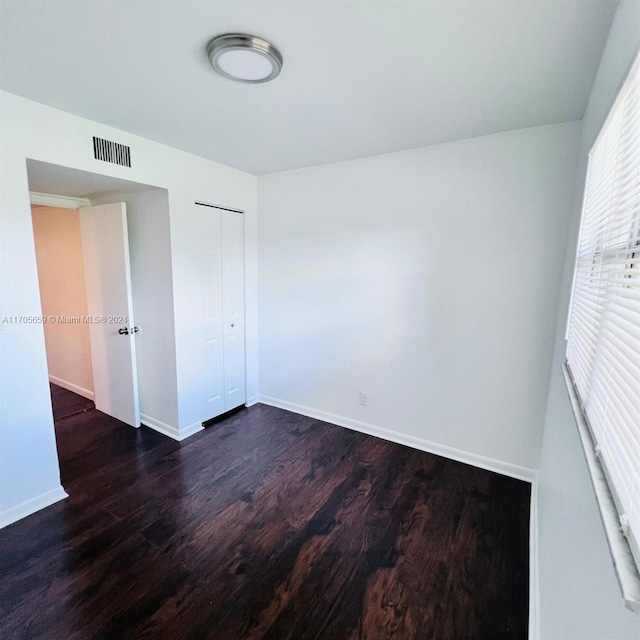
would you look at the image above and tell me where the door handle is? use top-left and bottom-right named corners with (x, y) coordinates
top-left (131, 326), bottom-right (140, 333)
top-left (118, 327), bottom-right (129, 335)
top-left (231, 323), bottom-right (235, 328)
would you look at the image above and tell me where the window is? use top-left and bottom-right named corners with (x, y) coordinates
top-left (564, 52), bottom-right (640, 611)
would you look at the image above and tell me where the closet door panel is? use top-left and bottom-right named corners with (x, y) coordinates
top-left (221, 211), bottom-right (245, 410)
top-left (204, 244), bottom-right (225, 417)
top-left (192, 205), bottom-right (225, 421)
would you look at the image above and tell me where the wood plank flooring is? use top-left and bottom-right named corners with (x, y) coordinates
top-left (49, 383), bottom-right (94, 421)
top-left (0, 388), bottom-right (531, 639)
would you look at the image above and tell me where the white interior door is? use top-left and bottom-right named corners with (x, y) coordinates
top-left (80, 203), bottom-right (140, 427)
top-left (221, 211), bottom-right (246, 411)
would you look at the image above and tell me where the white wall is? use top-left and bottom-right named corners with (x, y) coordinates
top-left (31, 205), bottom-right (94, 398)
top-left (537, 1), bottom-right (640, 637)
top-left (0, 91), bottom-right (258, 525)
top-left (122, 190), bottom-right (179, 432)
top-left (258, 121), bottom-right (580, 476)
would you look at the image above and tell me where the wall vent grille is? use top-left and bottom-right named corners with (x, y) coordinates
top-left (92, 136), bottom-right (131, 167)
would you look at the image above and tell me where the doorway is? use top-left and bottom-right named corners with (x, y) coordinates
top-left (31, 202), bottom-right (97, 419)
top-left (26, 159), bottom-right (168, 432)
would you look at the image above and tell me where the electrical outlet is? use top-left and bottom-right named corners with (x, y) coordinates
top-left (359, 391), bottom-right (368, 407)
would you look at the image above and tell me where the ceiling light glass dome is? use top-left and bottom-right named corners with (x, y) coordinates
top-left (207, 34), bottom-right (283, 84)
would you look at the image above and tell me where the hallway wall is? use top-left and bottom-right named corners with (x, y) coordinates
top-left (31, 205), bottom-right (94, 399)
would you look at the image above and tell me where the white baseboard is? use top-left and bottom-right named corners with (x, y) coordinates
top-left (529, 479), bottom-right (540, 640)
top-left (0, 485), bottom-right (68, 529)
top-left (258, 395), bottom-right (537, 483)
top-left (245, 395), bottom-right (259, 407)
top-left (140, 413), bottom-right (203, 442)
top-left (49, 374), bottom-right (94, 401)
top-left (179, 421), bottom-right (205, 441)
top-left (140, 413), bottom-right (180, 440)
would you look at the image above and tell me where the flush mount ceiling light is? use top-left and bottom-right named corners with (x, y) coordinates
top-left (207, 33), bottom-right (283, 84)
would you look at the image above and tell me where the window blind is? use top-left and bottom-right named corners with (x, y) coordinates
top-left (566, 52), bottom-right (640, 580)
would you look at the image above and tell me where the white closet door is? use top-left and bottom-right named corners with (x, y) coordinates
top-left (221, 211), bottom-right (246, 410)
top-left (199, 209), bottom-right (225, 419)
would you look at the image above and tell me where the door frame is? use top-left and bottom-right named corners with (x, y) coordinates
top-left (29, 191), bottom-right (140, 428)
top-left (194, 200), bottom-right (248, 415)
top-left (27, 182), bottom-right (145, 429)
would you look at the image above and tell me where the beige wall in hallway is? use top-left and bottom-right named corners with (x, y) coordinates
top-left (32, 205), bottom-right (94, 398)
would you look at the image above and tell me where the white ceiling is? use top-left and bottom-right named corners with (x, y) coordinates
top-left (0, 1), bottom-right (618, 175)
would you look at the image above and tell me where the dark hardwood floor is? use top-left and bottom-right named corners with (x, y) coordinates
top-left (49, 383), bottom-right (94, 421)
top-left (0, 388), bottom-right (531, 639)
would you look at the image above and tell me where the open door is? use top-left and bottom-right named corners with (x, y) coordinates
top-left (80, 203), bottom-right (140, 427)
